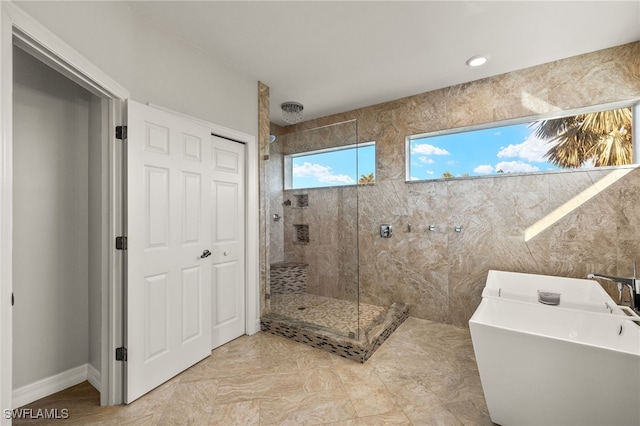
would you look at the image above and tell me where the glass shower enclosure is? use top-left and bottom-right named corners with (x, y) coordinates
top-left (266, 120), bottom-right (364, 339)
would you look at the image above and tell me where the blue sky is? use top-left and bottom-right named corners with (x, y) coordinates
top-left (291, 144), bottom-right (375, 189)
top-left (409, 122), bottom-right (561, 180)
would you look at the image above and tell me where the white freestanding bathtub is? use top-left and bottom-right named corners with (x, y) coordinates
top-left (470, 270), bottom-right (640, 426)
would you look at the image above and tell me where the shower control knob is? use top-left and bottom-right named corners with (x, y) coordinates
top-left (380, 224), bottom-right (392, 238)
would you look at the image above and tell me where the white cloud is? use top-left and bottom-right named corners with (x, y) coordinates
top-left (426, 170), bottom-right (435, 175)
top-left (497, 133), bottom-right (548, 162)
top-left (474, 164), bottom-right (494, 174)
top-left (411, 143), bottom-right (450, 156)
top-left (495, 161), bottom-right (540, 173)
top-left (418, 156), bottom-right (435, 164)
top-left (293, 162), bottom-right (355, 184)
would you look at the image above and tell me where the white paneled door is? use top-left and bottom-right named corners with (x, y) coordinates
top-left (210, 136), bottom-right (246, 349)
top-left (125, 100), bottom-right (212, 403)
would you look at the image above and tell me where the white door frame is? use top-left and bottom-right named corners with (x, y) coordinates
top-left (0, 2), bottom-right (260, 416)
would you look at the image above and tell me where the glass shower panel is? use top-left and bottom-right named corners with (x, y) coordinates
top-left (269, 120), bottom-right (360, 339)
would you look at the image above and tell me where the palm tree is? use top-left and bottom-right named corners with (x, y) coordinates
top-left (532, 108), bottom-right (632, 168)
top-left (358, 173), bottom-right (375, 185)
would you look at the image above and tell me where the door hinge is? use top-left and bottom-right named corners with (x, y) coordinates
top-left (116, 236), bottom-right (127, 250)
top-left (115, 347), bottom-right (127, 362)
top-left (115, 125), bottom-right (127, 140)
top-left (11, 293), bottom-right (14, 306)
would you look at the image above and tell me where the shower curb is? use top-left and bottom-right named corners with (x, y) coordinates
top-left (260, 302), bottom-right (409, 363)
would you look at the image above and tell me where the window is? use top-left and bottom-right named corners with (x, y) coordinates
top-left (407, 106), bottom-right (633, 181)
top-left (286, 142), bottom-right (376, 189)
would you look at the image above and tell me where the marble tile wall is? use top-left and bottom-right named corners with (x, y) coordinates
top-left (282, 185), bottom-right (359, 301)
top-left (260, 41), bottom-right (640, 326)
top-left (258, 82), bottom-right (271, 315)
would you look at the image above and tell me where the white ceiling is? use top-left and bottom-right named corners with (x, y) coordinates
top-left (127, 1), bottom-right (640, 126)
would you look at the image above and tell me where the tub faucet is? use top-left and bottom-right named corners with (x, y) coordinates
top-left (587, 261), bottom-right (640, 312)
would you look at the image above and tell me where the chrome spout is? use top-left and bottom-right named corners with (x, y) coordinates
top-left (586, 273), bottom-right (634, 287)
top-left (587, 262), bottom-right (640, 313)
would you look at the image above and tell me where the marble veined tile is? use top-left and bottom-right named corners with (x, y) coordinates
top-left (384, 378), bottom-right (464, 426)
top-left (444, 398), bottom-right (493, 426)
top-left (342, 374), bottom-right (400, 418)
top-left (259, 390), bottom-right (358, 425)
top-left (323, 410), bottom-right (413, 426)
top-left (15, 317), bottom-right (500, 426)
top-left (300, 366), bottom-right (347, 393)
top-left (208, 400), bottom-right (260, 426)
top-left (156, 380), bottom-right (218, 424)
top-left (214, 372), bottom-right (304, 405)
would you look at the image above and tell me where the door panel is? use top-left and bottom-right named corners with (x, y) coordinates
top-left (211, 136), bottom-right (245, 348)
top-left (213, 262), bottom-right (238, 323)
top-left (144, 273), bottom-right (169, 360)
top-left (211, 181), bottom-right (239, 264)
top-left (126, 100), bottom-right (212, 403)
top-left (182, 172), bottom-right (202, 244)
top-left (182, 266), bottom-right (203, 342)
top-left (145, 166), bottom-right (170, 248)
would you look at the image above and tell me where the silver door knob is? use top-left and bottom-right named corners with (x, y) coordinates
top-left (200, 250), bottom-right (211, 258)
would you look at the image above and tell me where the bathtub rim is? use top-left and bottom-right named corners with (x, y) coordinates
top-left (470, 296), bottom-right (640, 357)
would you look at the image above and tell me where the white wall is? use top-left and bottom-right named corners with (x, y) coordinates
top-left (12, 1), bottom-right (134, 93)
top-left (15, 1), bottom-right (258, 136)
top-left (12, 47), bottom-right (98, 389)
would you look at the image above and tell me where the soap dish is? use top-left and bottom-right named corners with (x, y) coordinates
top-left (538, 290), bottom-right (561, 305)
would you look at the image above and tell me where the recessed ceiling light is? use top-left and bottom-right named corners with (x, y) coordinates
top-left (466, 55), bottom-right (488, 67)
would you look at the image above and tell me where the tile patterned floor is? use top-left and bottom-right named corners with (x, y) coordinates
top-left (269, 293), bottom-right (386, 337)
top-left (14, 318), bottom-right (493, 425)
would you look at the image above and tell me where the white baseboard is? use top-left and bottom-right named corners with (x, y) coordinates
top-left (251, 318), bottom-right (261, 335)
top-left (12, 363), bottom-right (100, 408)
top-left (87, 364), bottom-right (101, 392)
